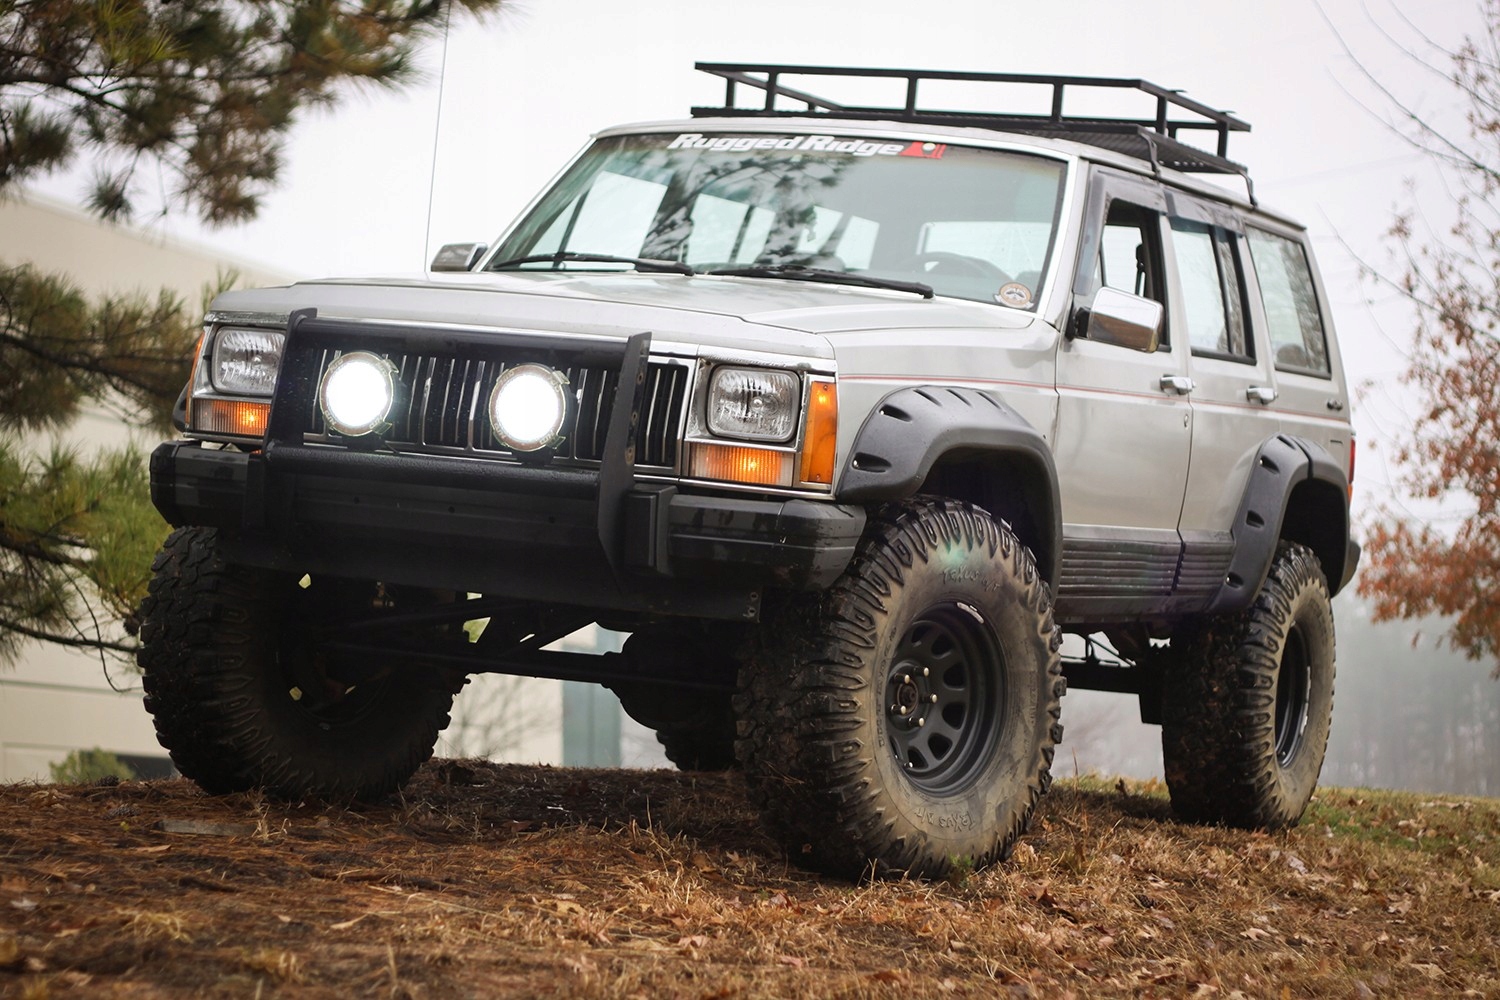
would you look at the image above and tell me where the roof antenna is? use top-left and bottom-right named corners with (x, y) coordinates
top-left (422, 0), bottom-right (455, 272)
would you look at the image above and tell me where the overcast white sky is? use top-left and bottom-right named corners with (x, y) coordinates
top-left (31, 0), bottom-right (1485, 512)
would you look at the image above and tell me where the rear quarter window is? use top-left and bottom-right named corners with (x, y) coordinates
top-left (1246, 228), bottom-right (1330, 375)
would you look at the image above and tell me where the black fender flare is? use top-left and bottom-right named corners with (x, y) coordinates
top-left (836, 386), bottom-right (1062, 586)
top-left (1208, 433), bottom-right (1358, 613)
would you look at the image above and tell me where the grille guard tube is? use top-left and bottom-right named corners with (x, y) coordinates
top-left (265, 309), bottom-right (650, 575)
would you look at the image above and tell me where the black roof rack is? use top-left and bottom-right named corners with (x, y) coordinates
top-left (692, 63), bottom-right (1254, 198)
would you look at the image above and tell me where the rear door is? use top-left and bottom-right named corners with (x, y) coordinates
top-left (1165, 192), bottom-right (1277, 612)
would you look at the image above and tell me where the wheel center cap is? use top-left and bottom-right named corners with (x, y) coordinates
top-left (895, 682), bottom-right (919, 713)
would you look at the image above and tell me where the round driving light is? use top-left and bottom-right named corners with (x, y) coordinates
top-left (319, 351), bottom-right (397, 437)
top-left (489, 363), bottom-right (570, 452)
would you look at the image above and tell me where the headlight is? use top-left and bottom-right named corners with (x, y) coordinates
top-left (319, 351), bottom-right (397, 437)
top-left (488, 363), bottom-right (570, 452)
top-left (707, 367), bottom-right (799, 442)
top-left (211, 327), bottom-right (285, 396)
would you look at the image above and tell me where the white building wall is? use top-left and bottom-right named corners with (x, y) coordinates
top-left (0, 191), bottom-right (290, 781)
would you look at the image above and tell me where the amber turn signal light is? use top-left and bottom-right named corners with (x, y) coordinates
top-left (800, 378), bottom-right (837, 486)
top-left (689, 443), bottom-right (794, 487)
top-left (192, 398), bottom-right (270, 438)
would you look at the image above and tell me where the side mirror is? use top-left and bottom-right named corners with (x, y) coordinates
top-left (1079, 287), bottom-right (1163, 353)
top-left (430, 242), bottom-right (488, 272)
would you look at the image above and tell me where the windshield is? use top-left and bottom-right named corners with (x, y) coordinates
top-left (490, 131), bottom-right (1068, 308)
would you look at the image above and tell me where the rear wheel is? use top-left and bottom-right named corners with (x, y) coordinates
top-left (736, 499), bottom-right (1063, 879)
top-left (137, 527), bottom-right (457, 801)
top-left (611, 626), bottom-right (740, 772)
top-left (656, 716), bottom-right (736, 772)
top-left (1161, 542), bottom-right (1336, 828)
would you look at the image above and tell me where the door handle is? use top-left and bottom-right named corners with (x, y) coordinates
top-left (1159, 374), bottom-right (1194, 395)
top-left (1246, 385), bottom-right (1278, 404)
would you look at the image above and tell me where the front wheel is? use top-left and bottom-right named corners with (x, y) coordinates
top-left (1161, 541), bottom-right (1336, 828)
top-left (137, 527), bottom-right (458, 801)
top-left (735, 500), bottom-right (1063, 879)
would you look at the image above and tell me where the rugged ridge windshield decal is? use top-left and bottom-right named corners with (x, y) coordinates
top-left (668, 133), bottom-right (944, 158)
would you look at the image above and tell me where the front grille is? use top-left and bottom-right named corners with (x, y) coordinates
top-left (302, 351), bottom-right (689, 469)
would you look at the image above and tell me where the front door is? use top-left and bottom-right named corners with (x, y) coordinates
top-left (1052, 168), bottom-right (1193, 622)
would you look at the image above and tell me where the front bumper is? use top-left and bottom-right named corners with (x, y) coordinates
top-left (150, 439), bottom-right (865, 621)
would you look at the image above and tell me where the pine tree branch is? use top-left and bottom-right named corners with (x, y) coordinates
top-left (0, 614), bottom-right (136, 654)
top-left (0, 329), bottom-right (180, 411)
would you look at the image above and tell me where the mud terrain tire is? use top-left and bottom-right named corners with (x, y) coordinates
top-left (1162, 541), bottom-right (1335, 828)
top-left (137, 527), bottom-right (456, 801)
top-left (656, 718), bottom-right (736, 772)
top-left (735, 499), bottom-right (1063, 879)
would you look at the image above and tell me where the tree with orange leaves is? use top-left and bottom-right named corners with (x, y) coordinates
top-left (1356, 4), bottom-right (1500, 675)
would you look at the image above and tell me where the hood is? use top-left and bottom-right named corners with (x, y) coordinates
top-left (210, 270), bottom-right (1035, 360)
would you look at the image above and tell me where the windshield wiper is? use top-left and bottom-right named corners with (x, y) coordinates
top-left (487, 251), bottom-right (695, 275)
top-left (707, 264), bottom-right (933, 299)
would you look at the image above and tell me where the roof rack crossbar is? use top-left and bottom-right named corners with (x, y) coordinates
top-left (692, 63), bottom-right (1252, 180)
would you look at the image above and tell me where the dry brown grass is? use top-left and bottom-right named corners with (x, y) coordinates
top-left (0, 761), bottom-right (1495, 998)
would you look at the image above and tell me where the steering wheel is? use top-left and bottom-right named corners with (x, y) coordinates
top-left (898, 251), bottom-right (1010, 282)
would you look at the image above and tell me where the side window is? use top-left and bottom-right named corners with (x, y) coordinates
top-left (1171, 219), bottom-right (1252, 361)
top-left (1246, 228), bottom-right (1331, 374)
top-left (1093, 201), bottom-right (1163, 302)
top-left (1078, 198), bottom-right (1169, 347)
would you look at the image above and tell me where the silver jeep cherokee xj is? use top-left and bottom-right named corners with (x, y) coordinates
top-left (139, 65), bottom-right (1358, 879)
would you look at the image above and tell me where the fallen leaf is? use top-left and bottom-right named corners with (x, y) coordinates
top-left (157, 819), bottom-right (259, 838)
top-left (329, 915), bottom-right (369, 931)
top-left (10, 898), bottom-right (37, 912)
top-left (870, 969), bottom-right (905, 983)
top-left (129, 845), bottom-right (172, 854)
top-left (1240, 927), bottom-right (1271, 941)
top-left (675, 935), bottom-right (709, 949)
top-left (777, 954), bottom-right (805, 968)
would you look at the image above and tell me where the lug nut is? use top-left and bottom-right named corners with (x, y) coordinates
top-left (902, 673), bottom-right (911, 685)
top-left (922, 667), bottom-right (929, 677)
top-left (930, 693), bottom-right (939, 703)
top-left (917, 717), bottom-right (926, 727)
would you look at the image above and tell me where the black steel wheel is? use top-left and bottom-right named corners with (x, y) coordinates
top-left (736, 499), bottom-right (1063, 880)
top-left (137, 527), bottom-right (457, 801)
top-left (1161, 541), bottom-right (1336, 828)
top-left (882, 604), bottom-right (1005, 795)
